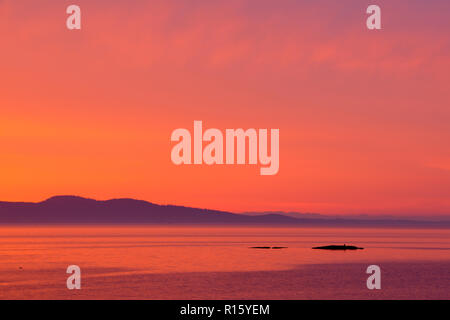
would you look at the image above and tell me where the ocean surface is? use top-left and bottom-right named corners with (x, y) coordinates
top-left (0, 226), bottom-right (449, 299)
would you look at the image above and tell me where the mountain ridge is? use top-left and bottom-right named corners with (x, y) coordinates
top-left (0, 196), bottom-right (449, 227)
top-left (0, 195), bottom-right (296, 224)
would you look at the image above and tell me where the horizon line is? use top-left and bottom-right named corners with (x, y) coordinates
top-left (1, 194), bottom-right (450, 222)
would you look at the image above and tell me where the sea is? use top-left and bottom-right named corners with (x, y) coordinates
top-left (0, 226), bottom-right (449, 299)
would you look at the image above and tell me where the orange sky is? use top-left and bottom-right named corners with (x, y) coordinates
top-left (1, 0), bottom-right (449, 215)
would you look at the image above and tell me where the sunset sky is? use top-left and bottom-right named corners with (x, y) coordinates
top-left (1, 0), bottom-right (449, 216)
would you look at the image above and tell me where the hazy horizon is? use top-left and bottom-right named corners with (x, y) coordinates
top-left (1, 195), bottom-right (450, 224)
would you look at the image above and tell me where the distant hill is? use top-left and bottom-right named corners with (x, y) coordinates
top-left (243, 211), bottom-right (450, 222)
top-left (0, 196), bottom-right (297, 224)
top-left (0, 196), bottom-right (449, 227)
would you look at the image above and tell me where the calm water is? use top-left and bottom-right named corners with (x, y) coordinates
top-left (0, 226), bottom-right (449, 299)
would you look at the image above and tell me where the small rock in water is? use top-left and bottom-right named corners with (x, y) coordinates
top-left (250, 246), bottom-right (287, 249)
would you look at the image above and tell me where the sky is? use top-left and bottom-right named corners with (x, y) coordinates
top-left (1, 0), bottom-right (449, 216)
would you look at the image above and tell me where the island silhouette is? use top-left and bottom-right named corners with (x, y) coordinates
top-left (0, 195), bottom-right (449, 227)
top-left (312, 244), bottom-right (364, 250)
